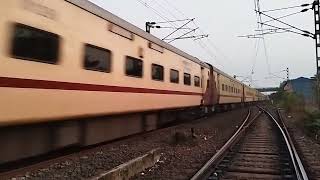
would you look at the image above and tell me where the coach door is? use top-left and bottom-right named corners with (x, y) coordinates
top-left (242, 85), bottom-right (245, 102)
top-left (201, 66), bottom-right (214, 106)
top-left (201, 67), bottom-right (206, 94)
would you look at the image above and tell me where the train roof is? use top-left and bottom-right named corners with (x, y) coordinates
top-left (65, 0), bottom-right (245, 85)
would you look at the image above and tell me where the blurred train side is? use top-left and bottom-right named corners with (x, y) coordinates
top-left (0, 0), bottom-right (266, 164)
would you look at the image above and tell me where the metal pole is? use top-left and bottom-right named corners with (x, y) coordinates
top-left (313, 0), bottom-right (320, 108)
top-left (146, 22), bottom-right (150, 33)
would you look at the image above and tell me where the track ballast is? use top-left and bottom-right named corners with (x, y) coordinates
top-left (191, 107), bottom-right (309, 180)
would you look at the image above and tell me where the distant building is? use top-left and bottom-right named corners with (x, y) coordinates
top-left (282, 77), bottom-right (315, 104)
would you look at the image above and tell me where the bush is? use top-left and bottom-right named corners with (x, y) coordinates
top-left (275, 92), bottom-right (304, 112)
top-left (304, 111), bottom-right (320, 140)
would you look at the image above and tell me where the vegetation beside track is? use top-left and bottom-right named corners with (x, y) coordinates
top-left (271, 89), bottom-right (320, 142)
top-left (272, 90), bottom-right (304, 112)
top-left (304, 111), bottom-right (320, 141)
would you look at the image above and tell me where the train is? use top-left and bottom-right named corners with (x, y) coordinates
top-left (0, 0), bottom-right (266, 164)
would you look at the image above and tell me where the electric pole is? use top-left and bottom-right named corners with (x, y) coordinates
top-left (313, 1), bottom-right (320, 74)
top-left (313, 0), bottom-right (320, 107)
top-left (286, 67), bottom-right (289, 81)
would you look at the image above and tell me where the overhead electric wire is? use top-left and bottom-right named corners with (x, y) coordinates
top-left (156, 0), bottom-right (225, 67)
top-left (253, 0), bottom-right (297, 86)
top-left (256, 0), bottom-right (272, 76)
top-left (255, 28), bottom-right (292, 31)
top-left (158, 0), bottom-right (231, 67)
top-left (257, 10), bottom-right (314, 36)
top-left (240, 29), bottom-right (302, 38)
top-left (250, 0), bottom-right (261, 77)
top-left (162, 18), bottom-right (194, 40)
top-left (153, 19), bottom-right (192, 24)
top-left (136, 0), bottom-right (180, 30)
top-left (137, 0), bottom-right (226, 69)
top-left (165, 34), bottom-right (208, 41)
top-left (167, 28), bottom-right (199, 43)
top-left (262, 3), bottom-right (312, 13)
top-left (263, 10), bottom-right (306, 24)
top-left (259, 23), bottom-right (314, 38)
top-left (154, 26), bottom-right (194, 30)
top-left (146, 0), bottom-right (198, 38)
top-left (148, 0), bottom-right (197, 39)
top-left (192, 21), bottom-right (234, 65)
top-left (251, 38), bottom-right (260, 75)
top-left (162, 0), bottom-right (189, 20)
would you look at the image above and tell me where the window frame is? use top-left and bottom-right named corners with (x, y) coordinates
top-left (125, 56), bottom-right (143, 78)
top-left (83, 43), bottom-right (112, 73)
top-left (170, 69), bottom-right (179, 84)
top-left (151, 63), bottom-right (164, 81)
top-left (10, 23), bottom-right (60, 64)
top-left (184, 73), bottom-right (191, 86)
top-left (194, 76), bottom-right (200, 87)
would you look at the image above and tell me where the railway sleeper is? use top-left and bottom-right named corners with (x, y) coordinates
top-left (207, 113), bottom-right (297, 180)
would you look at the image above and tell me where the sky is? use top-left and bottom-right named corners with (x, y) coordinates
top-left (90, 0), bottom-right (315, 88)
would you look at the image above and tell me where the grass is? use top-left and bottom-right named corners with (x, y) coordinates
top-left (304, 110), bottom-right (320, 141)
top-left (274, 91), bottom-right (305, 112)
top-left (272, 91), bottom-right (319, 141)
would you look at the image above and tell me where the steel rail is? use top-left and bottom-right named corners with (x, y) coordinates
top-left (261, 107), bottom-right (309, 180)
top-left (277, 109), bottom-right (309, 180)
top-left (191, 108), bottom-right (262, 180)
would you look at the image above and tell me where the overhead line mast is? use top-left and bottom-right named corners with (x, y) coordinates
top-left (313, 0), bottom-right (320, 107)
top-left (313, 1), bottom-right (320, 76)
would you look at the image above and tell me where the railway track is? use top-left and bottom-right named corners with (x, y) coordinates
top-left (191, 107), bottom-right (309, 180)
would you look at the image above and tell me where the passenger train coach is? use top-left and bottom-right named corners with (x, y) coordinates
top-left (0, 0), bottom-right (266, 164)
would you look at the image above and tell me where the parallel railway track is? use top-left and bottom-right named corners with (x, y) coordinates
top-left (191, 106), bottom-right (309, 180)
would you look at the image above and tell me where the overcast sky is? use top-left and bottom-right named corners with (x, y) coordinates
top-left (90, 0), bottom-right (315, 88)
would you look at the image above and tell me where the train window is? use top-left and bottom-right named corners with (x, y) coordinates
top-left (152, 64), bottom-right (164, 81)
top-left (170, 69), bottom-right (179, 83)
top-left (184, 73), bottom-right (191, 85)
top-left (11, 23), bottom-right (59, 64)
top-left (194, 76), bottom-right (200, 87)
top-left (125, 56), bottom-right (143, 78)
top-left (84, 44), bottom-right (111, 72)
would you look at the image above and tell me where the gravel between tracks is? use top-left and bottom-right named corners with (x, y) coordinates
top-left (281, 111), bottom-right (320, 180)
top-left (133, 107), bottom-right (253, 180)
top-left (5, 107), bottom-right (251, 180)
